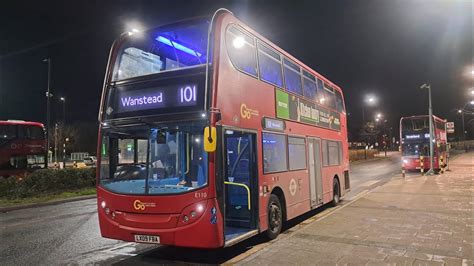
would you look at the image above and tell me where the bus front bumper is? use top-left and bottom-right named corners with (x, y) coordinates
top-left (98, 198), bottom-right (224, 248)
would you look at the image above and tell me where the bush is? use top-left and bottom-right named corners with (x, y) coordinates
top-left (0, 168), bottom-right (96, 199)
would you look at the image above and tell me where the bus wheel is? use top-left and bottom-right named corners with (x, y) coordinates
top-left (330, 178), bottom-right (340, 207)
top-left (266, 194), bottom-right (282, 240)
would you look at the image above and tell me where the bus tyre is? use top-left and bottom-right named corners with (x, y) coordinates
top-left (330, 179), bottom-right (340, 207)
top-left (265, 194), bottom-right (282, 240)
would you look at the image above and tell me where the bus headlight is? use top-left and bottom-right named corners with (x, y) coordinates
top-left (178, 200), bottom-right (208, 227)
top-left (402, 159), bottom-right (408, 164)
top-left (101, 201), bottom-right (106, 209)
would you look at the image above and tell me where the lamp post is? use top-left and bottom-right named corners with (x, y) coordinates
top-left (458, 101), bottom-right (474, 140)
top-left (59, 97), bottom-right (66, 125)
top-left (43, 58), bottom-right (52, 168)
top-left (420, 83), bottom-right (435, 175)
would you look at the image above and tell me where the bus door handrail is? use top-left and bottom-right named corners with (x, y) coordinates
top-left (224, 181), bottom-right (251, 210)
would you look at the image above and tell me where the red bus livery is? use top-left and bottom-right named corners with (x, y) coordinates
top-left (0, 120), bottom-right (46, 178)
top-left (400, 115), bottom-right (448, 171)
top-left (97, 9), bottom-right (349, 248)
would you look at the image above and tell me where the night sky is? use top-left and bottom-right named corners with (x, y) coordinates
top-left (1, 0), bottom-right (472, 139)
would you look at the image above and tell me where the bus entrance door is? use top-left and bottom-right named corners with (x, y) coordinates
top-left (223, 129), bottom-right (258, 245)
top-left (308, 138), bottom-right (323, 208)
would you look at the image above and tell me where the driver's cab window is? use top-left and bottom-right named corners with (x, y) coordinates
top-left (118, 139), bottom-right (147, 164)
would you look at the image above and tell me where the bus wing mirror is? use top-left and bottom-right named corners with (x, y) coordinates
top-left (204, 127), bottom-right (217, 152)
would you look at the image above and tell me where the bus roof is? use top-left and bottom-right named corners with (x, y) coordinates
top-left (0, 120), bottom-right (45, 127)
top-left (400, 115), bottom-right (446, 123)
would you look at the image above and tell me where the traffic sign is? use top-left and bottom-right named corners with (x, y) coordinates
top-left (446, 122), bottom-right (454, 134)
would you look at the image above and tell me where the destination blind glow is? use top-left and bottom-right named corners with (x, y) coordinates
top-left (115, 83), bottom-right (199, 113)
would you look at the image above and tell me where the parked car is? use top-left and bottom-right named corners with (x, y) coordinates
top-left (83, 156), bottom-right (97, 166)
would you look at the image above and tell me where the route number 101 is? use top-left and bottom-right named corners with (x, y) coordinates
top-left (180, 85), bottom-right (197, 103)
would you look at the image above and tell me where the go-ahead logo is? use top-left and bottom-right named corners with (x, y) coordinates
top-left (240, 103), bottom-right (259, 119)
top-left (133, 200), bottom-right (156, 211)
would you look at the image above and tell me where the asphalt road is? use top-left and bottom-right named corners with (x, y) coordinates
top-left (0, 152), bottom-right (401, 265)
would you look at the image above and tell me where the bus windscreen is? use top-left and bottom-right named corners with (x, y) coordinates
top-left (112, 20), bottom-right (209, 81)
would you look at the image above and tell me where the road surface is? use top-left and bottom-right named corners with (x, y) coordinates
top-left (0, 152), bottom-right (401, 265)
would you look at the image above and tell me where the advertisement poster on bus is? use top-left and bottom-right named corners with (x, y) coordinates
top-left (275, 89), bottom-right (341, 131)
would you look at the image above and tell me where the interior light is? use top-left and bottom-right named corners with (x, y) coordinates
top-left (195, 138), bottom-right (200, 143)
top-left (156, 36), bottom-right (202, 57)
top-left (201, 113), bottom-right (206, 118)
top-left (232, 36), bottom-right (245, 49)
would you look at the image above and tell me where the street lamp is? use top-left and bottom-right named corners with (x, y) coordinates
top-left (458, 101), bottom-right (474, 140)
top-left (362, 95), bottom-right (377, 123)
top-left (420, 83), bottom-right (435, 175)
top-left (43, 58), bottom-right (52, 168)
top-left (59, 96), bottom-right (66, 125)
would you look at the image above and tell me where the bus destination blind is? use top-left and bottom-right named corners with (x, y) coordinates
top-left (115, 83), bottom-right (199, 113)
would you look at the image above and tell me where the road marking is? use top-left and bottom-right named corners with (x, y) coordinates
top-left (359, 180), bottom-right (379, 187)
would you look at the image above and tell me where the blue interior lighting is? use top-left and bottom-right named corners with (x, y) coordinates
top-left (156, 36), bottom-right (202, 57)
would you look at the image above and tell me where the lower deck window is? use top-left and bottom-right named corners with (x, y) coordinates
top-left (322, 140), bottom-right (341, 166)
top-left (288, 137), bottom-right (306, 170)
top-left (262, 133), bottom-right (287, 173)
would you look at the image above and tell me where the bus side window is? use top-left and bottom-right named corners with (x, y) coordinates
top-left (262, 133), bottom-right (287, 173)
top-left (257, 41), bottom-right (283, 87)
top-left (283, 58), bottom-right (302, 96)
top-left (335, 90), bottom-right (345, 113)
top-left (323, 84), bottom-right (337, 110)
top-left (226, 26), bottom-right (258, 76)
top-left (302, 70), bottom-right (317, 101)
top-left (316, 78), bottom-right (325, 104)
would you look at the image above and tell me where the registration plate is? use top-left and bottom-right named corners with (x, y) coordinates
top-left (134, 234), bottom-right (160, 244)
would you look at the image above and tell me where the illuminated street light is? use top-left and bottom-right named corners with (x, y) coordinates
top-left (362, 94), bottom-right (377, 123)
top-left (59, 96), bottom-right (66, 125)
top-left (376, 113), bottom-right (382, 119)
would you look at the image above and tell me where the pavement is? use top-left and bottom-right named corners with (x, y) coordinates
top-left (239, 152), bottom-right (474, 266)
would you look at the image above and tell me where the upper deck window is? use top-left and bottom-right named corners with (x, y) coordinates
top-left (0, 125), bottom-right (16, 140)
top-left (112, 20), bottom-right (209, 81)
top-left (19, 125), bottom-right (44, 140)
top-left (302, 70), bottom-right (317, 101)
top-left (226, 26), bottom-right (258, 76)
top-left (257, 41), bottom-right (283, 87)
top-left (334, 90), bottom-right (345, 113)
top-left (283, 58), bottom-right (302, 95)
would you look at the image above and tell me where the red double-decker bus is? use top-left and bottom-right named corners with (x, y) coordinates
top-left (0, 120), bottom-right (46, 178)
top-left (400, 115), bottom-right (448, 171)
top-left (97, 9), bottom-right (349, 248)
